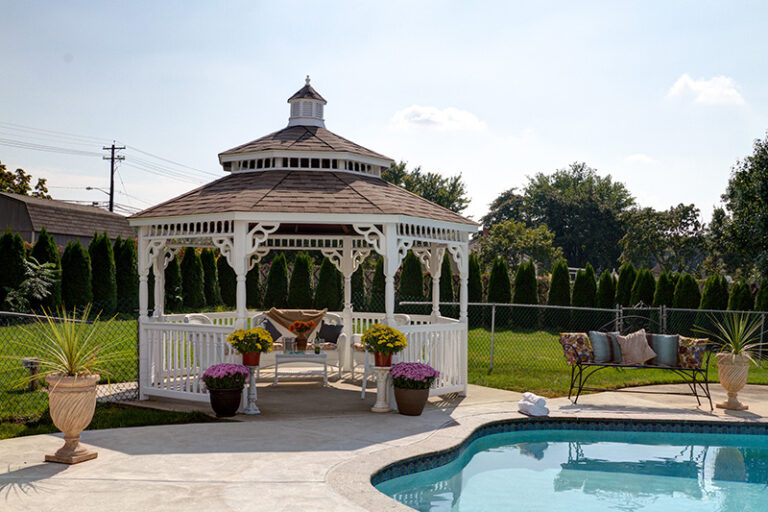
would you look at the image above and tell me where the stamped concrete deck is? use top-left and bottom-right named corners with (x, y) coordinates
top-left (1, 382), bottom-right (767, 512)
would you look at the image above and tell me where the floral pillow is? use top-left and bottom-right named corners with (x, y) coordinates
top-left (559, 333), bottom-right (593, 365)
top-left (678, 337), bottom-right (707, 369)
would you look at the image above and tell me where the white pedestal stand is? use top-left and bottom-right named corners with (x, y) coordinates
top-left (243, 365), bottom-right (261, 415)
top-left (371, 366), bottom-right (392, 413)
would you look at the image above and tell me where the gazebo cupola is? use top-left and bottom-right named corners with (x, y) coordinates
top-left (287, 76), bottom-right (326, 128)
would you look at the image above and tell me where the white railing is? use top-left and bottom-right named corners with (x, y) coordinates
top-left (397, 322), bottom-right (467, 396)
top-left (141, 321), bottom-right (236, 402)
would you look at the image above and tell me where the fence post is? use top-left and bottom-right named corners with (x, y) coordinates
top-left (489, 304), bottom-right (496, 372)
top-left (661, 305), bottom-right (667, 334)
top-left (615, 305), bottom-right (622, 332)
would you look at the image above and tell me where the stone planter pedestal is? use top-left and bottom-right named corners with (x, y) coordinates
top-left (45, 374), bottom-right (100, 464)
top-left (717, 353), bottom-right (750, 411)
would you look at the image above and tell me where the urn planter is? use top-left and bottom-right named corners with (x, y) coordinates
top-left (242, 352), bottom-right (261, 366)
top-left (374, 353), bottom-right (393, 367)
top-left (208, 388), bottom-right (244, 417)
top-left (45, 374), bottom-right (100, 464)
top-left (394, 387), bottom-right (430, 416)
top-left (716, 353), bottom-right (750, 410)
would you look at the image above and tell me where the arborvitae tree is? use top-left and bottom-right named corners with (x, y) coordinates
top-left (180, 248), bottom-right (205, 309)
top-left (467, 253), bottom-right (483, 327)
top-left (200, 248), bottom-right (221, 307)
top-left (30, 226), bottom-right (61, 309)
top-left (114, 237), bottom-right (139, 315)
top-left (487, 257), bottom-right (511, 304)
top-left (246, 262), bottom-right (260, 309)
top-left (700, 274), bottom-right (729, 311)
top-left (439, 253), bottom-right (454, 303)
top-left (652, 272), bottom-right (675, 307)
top-left (314, 257), bottom-right (341, 310)
top-left (263, 253), bottom-right (288, 309)
top-left (673, 273), bottom-right (701, 309)
top-left (728, 281), bottom-right (754, 311)
top-left (596, 269), bottom-right (617, 309)
top-left (287, 252), bottom-right (313, 308)
top-left (669, 272), bottom-right (681, 293)
top-left (630, 269), bottom-right (656, 306)
top-left (351, 265), bottom-right (366, 311)
top-left (546, 259), bottom-right (571, 328)
top-left (335, 265), bottom-right (344, 311)
top-left (572, 263), bottom-right (597, 308)
top-left (61, 240), bottom-right (92, 308)
top-left (513, 260), bottom-right (538, 328)
top-left (164, 255), bottom-right (183, 312)
top-left (755, 280), bottom-right (768, 312)
top-left (89, 232), bottom-right (117, 315)
top-left (0, 229), bottom-right (27, 306)
top-left (217, 254), bottom-right (236, 308)
top-left (148, 266), bottom-right (155, 311)
top-left (615, 262), bottom-right (637, 306)
top-left (368, 258), bottom-right (385, 312)
top-left (399, 251), bottom-right (424, 300)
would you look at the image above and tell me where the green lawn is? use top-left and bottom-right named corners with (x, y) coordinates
top-left (467, 327), bottom-right (768, 397)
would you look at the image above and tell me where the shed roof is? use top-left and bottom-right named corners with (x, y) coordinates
top-left (0, 192), bottom-right (135, 239)
top-left (130, 170), bottom-right (477, 226)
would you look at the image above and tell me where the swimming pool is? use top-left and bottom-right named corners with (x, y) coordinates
top-left (374, 420), bottom-right (768, 511)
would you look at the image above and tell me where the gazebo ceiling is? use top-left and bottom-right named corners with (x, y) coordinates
top-left (130, 170), bottom-right (477, 226)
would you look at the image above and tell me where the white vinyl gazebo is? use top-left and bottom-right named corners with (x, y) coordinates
top-left (129, 78), bottom-right (478, 404)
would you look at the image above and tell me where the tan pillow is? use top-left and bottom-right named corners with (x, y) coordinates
top-left (616, 329), bottom-right (656, 365)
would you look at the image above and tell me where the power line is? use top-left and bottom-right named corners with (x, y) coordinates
top-left (125, 145), bottom-right (219, 177)
top-left (0, 121), bottom-right (110, 144)
top-left (0, 138), bottom-right (103, 157)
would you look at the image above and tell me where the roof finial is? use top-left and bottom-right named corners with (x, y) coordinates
top-left (305, 75), bottom-right (311, 85)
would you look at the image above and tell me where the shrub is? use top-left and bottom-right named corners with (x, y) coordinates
top-left (315, 257), bottom-right (342, 310)
top-left (700, 274), bottom-right (729, 311)
top-left (755, 280), bottom-right (768, 312)
top-left (468, 254), bottom-right (483, 327)
top-left (217, 253), bottom-right (236, 307)
top-left (572, 263), bottom-right (597, 308)
top-left (114, 237), bottom-right (139, 314)
top-left (287, 252), bottom-right (313, 308)
top-left (652, 272), bottom-right (675, 307)
top-left (546, 259), bottom-right (570, 329)
top-left (596, 269), bottom-right (616, 308)
top-left (0, 229), bottom-right (27, 305)
top-left (399, 251), bottom-right (424, 300)
top-left (615, 263), bottom-right (637, 306)
top-left (61, 240), bottom-right (92, 308)
top-left (89, 232), bottom-right (117, 315)
top-left (180, 248), bottom-right (205, 309)
top-left (246, 263), bottom-right (261, 309)
top-left (728, 281), bottom-right (754, 311)
top-left (630, 269), bottom-right (656, 306)
top-left (512, 261), bottom-right (538, 329)
top-left (368, 258), bottom-right (385, 312)
top-left (351, 265), bottom-right (366, 311)
top-left (487, 257), bottom-right (511, 304)
top-left (30, 226), bottom-right (61, 309)
top-left (439, 253), bottom-right (454, 303)
top-left (673, 273), bottom-right (701, 309)
top-left (164, 254), bottom-right (183, 312)
top-left (263, 253), bottom-right (288, 309)
top-left (200, 248), bottom-right (221, 307)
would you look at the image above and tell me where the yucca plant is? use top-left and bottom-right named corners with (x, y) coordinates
top-left (695, 313), bottom-right (764, 364)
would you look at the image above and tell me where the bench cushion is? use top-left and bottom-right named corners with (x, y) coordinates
top-left (617, 329), bottom-right (656, 365)
top-left (649, 334), bottom-right (679, 366)
top-left (589, 331), bottom-right (621, 363)
top-left (679, 337), bottom-right (707, 369)
top-left (559, 333), bottom-right (593, 365)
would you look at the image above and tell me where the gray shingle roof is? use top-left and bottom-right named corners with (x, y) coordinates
top-left (287, 83), bottom-right (327, 103)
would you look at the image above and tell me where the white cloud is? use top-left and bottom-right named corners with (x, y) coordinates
top-left (667, 74), bottom-right (745, 105)
top-left (391, 105), bottom-right (486, 132)
top-left (624, 153), bottom-right (658, 165)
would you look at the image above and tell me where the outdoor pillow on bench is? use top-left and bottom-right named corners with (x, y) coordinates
top-left (559, 333), bottom-right (593, 365)
top-left (678, 337), bottom-right (707, 369)
top-left (616, 329), bottom-right (656, 365)
top-left (588, 331), bottom-right (621, 363)
top-left (318, 323), bottom-right (343, 343)
top-left (649, 334), bottom-right (678, 366)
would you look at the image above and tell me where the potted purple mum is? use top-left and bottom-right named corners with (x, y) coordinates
top-left (203, 363), bottom-right (249, 417)
top-left (390, 362), bottom-right (439, 416)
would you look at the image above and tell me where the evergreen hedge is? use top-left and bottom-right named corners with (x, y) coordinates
top-left (369, 258), bottom-right (385, 312)
top-left (615, 263), bottom-right (637, 306)
top-left (699, 274), bottom-right (729, 310)
top-left (652, 272), bottom-right (675, 307)
top-left (572, 263), bottom-right (597, 308)
top-left (180, 248), bottom-right (205, 309)
top-left (728, 281), bottom-right (753, 311)
top-left (315, 257), bottom-right (342, 310)
top-left (61, 240), bottom-right (92, 308)
top-left (755, 280), bottom-right (768, 312)
top-left (439, 253), bottom-right (456, 318)
top-left (351, 265), bottom-right (366, 311)
top-left (513, 261), bottom-right (538, 328)
top-left (672, 273), bottom-right (701, 309)
top-left (246, 263), bottom-right (261, 309)
top-left (546, 259), bottom-right (571, 329)
top-left (399, 251), bottom-right (424, 299)
top-left (263, 253), bottom-right (289, 309)
top-left (164, 255), bottom-right (183, 312)
top-left (0, 229), bottom-right (27, 306)
top-left (596, 269), bottom-right (616, 309)
top-left (287, 252), bottom-right (313, 308)
top-left (30, 226), bottom-right (62, 309)
top-left (487, 257), bottom-right (511, 304)
top-left (467, 254), bottom-right (483, 327)
top-left (630, 269), bottom-right (656, 307)
top-left (217, 254), bottom-right (236, 307)
top-left (114, 237), bottom-right (139, 315)
top-left (89, 232), bottom-right (117, 315)
top-left (200, 248), bottom-right (221, 307)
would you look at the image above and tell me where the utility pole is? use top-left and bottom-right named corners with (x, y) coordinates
top-left (102, 142), bottom-right (125, 212)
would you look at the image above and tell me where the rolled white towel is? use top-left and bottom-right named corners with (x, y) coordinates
top-left (518, 399), bottom-right (550, 417)
top-left (522, 392), bottom-right (546, 407)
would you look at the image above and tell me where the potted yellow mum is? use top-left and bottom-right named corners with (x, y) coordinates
top-left (226, 327), bottom-right (274, 366)
top-left (360, 323), bottom-right (407, 367)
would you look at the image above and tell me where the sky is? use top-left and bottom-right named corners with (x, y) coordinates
top-left (1, 1), bottom-right (766, 221)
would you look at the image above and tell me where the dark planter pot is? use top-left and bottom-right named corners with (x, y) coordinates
top-left (242, 352), bottom-right (261, 366)
top-left (394, 387), bottom-right (429, 416)
top-left (374, 353), bottom-right (392, 367)
top-left (296, 337), bottom-right (308, 351)
top-left (208, 388), bottom-right (243, 417)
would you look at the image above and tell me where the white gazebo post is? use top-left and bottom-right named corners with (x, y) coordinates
top-left (382, 223), bottom-right (399, 326)
top-left (232, 220), bottom-right (249, 329)
top-left (136, 228), bottom-right (150, 401)
top-left (151, 249), bottom-right (166, 318)
top-left (341, 237), bottom-right (354, 372)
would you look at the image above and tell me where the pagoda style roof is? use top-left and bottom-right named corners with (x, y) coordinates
top-left (130, 170), bottom-right (476, 225)
top-left (218, 125), bottom-right (392, 162)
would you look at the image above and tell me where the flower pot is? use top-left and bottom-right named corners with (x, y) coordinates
top-left (208, 388), bottom-right (243, 417)
top-left (45, 374), bottom-right (100, 464)
top-left (716, 353), bottom-right (750, 410)
top-left (394, 387), bottom-right (430, 416)
top-left (374, 353), bottom-right (392, 367)
top-left (242, 352), bottom-right (261, 366)
top-left (296, 337), bottom-right (308, 351)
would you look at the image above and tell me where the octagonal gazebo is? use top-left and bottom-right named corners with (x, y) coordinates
top-left (129, 78), bottom-right (478, 404)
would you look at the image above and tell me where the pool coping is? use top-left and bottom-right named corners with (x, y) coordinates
top-left (327, 409), bottom-right (768, 511)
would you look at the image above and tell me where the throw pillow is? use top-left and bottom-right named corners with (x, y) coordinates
top-left (616, 329), bottom-right (656, 365)
top-left (606, 331), bottom-right (622, 363)
top-left (678, 337), bottom-right (707, 369)
top-left (318, 323), bottom-right (343, 343)
top-left (261, 319), bottom-right (282, 342)
top-left (588, 331), bottom-right (612, 363)
top-left (649, 334), bottom-right (679, 366)
top-left (559, 333), bottom-right (593, 365)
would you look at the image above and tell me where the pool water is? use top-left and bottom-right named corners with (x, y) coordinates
top-left (375, 429), bottom-right (768, 511)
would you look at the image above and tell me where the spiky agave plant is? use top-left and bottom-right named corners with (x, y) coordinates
top-left (695, 313), bottom-right (764, 364)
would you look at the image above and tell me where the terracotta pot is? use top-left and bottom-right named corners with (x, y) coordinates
top-left (295, 337), bottom-right (308, 351)
top-left (45, 374), bottom-right (100, 464)
top-left (374, 353), bottom-right (392, 367)
top-left (242, 352), bottom-right (261, 366)
top-left (394, 387), bottom-right (430, 416)
top-left (716, 353), bottom-right (750, 410)
top-left (208, 388), bottom-right (243, 417)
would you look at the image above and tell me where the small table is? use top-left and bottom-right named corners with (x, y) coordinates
top-left (274, 351), bottom-right (328, 386)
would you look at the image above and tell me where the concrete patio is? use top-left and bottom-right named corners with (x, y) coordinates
top-left (2, 382), bottom-right (767, 512)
